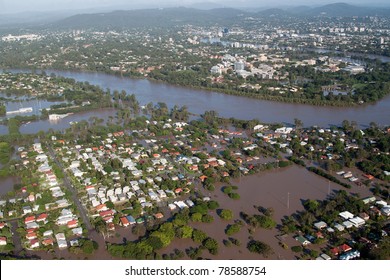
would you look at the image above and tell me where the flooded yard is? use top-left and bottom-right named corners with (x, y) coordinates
top-left (14, 165), bottom-right (374, 260)
top-left (164, 165), bottom-right (373, 260)
top-left (0, 176), bottom-right (20, 196)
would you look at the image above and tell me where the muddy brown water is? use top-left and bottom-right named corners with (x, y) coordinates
top-left (159, 165), bottom-right (373, 260)
top-left (4, 69), bottom-right (390, 128)
top-left (17, 165), bottom-right (373, 260)
top-left (0, 176), bottom-right (20, 196)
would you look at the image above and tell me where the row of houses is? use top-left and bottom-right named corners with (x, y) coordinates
top-left (296, 195), bottom-right (389, 260)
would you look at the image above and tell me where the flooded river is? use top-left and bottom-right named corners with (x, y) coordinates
top-left (2, 69), bottom-right (389, 133)
top-left (43, 70), bottom-right (390, 128)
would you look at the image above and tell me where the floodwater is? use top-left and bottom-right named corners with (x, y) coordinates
top-left (0, 107), bottom-right (117, 135)
top-left (14, 165), bottom-right (374, 260)
top-left (3, 69), bottom-right (389, 131)
top-left (19, 108), bottom-right (117, 134)
top-left (0, 176), bottom-right (19, 195)
top-left (307, 48), bottom-right (390, 63)
top-left (0, 93), bottom-right (62, 117)
top-left (0, 125), bottom-right (7, 134)
top-left (43, 70), bottom-right (390, 128)
top-left (162, 165), bottom-right (372, 260)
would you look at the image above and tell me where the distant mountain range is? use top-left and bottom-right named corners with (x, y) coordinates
top-left (1, 3), bottom-right (390, 29)
top-left (52, 7), bottom-right (247, 29)
top-left (255, 3), bottom-right (390, 17)
top-left (303, 2), bottom-right (390, 16)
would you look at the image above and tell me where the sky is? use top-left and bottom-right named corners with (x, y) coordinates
top-left (1, 0), bottom-right (389, 14)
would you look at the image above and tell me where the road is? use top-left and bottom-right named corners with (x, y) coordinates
top-left (47, 144), bottom-right (114, 255)
top-left (47, 144), bottom-right (93, 232)
top-left (10, 220), bottom-right (23, 255)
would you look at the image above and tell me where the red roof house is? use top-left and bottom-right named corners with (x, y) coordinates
top-left (24, 216), bottom-right (36, 224)
top-left (36, 213), bottom-right (48, 223)
top-left (67, 220), bottom-right (78, 229)
top-left (120, 217), bottom-right (130, 227)
top-left (99, 210), bottom-right (114, 218)
top-left (42, 238), bottom-right (54, 246)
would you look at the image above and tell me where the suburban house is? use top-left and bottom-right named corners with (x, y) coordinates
top-left (295, 235), bottom-right (311, 246)
top-left (55, 233), bottom-right (67, 249)
top-left (36, 213), bottom-right (48, 223)
top-left (29, 239), bottom-right (40, 249)
top-left (314, 221), bottom-right (327, 230)
top-left (72, 227), bottom-right (83, 236)
top-left (339, 211), bottom-right (354, 220)
top-left (0, 237), bottom-right (7, 245)
top-left (349, 217), bottom-right (366, 228)
top-left (120, 217), bottom-right (130, 227)
top-left (42, 238), bottom-right (54, 246)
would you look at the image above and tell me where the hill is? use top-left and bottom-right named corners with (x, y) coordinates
top-left (305, 3), bottom-right (390, 17)
top-left (53, 7), bottom-right (247, 29)
top-left (51, 3), bottom-right (390, 30)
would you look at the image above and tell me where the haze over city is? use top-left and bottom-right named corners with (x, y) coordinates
top-left (1, 0), bottom-right (390, 14)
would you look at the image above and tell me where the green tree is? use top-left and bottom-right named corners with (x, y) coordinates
top-left (201, 214), bottom-right (214, 223)
top-left (247, 240), bottom-right (273, 258)
top-left (207, 201), bottom-right (219, 210)
top-left (225, 223), bottom-right (242, 235)
top-left (203, 238), bottom-right (219, 255)
top-left (81, 239), bottom-right (96, 255)
top-left (191, 213), bottom-right (203, 222)
top-left (179, 225), bottom-right (193, 239)
top-left (192, 229), bottom-right (208, 244)
top-left (218, 209), bottom-right (234, 220)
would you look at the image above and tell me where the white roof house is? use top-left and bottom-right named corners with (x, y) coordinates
top-left (56, 233), bottom-right (66, 241)
top-left (168, 203), bottom-right (177, 211)
top-left (174, 201), bottom-right (188, 209)
top-left (381, 206), bottom-right (390, 217)
top-left (339, 211), bottom-right (354, 220)
top-left (376, 200), bottom-right (388, 207)
top-left (72, 227), bottom-right (83, 236)
top-left (349, 217), bottom-right (365, 228)
top-left (314, 221), bottom-right (328, 230)
top-left (26, 222), bottom-right (39, 229)
top-left (43, 230), bottom-right (53, 237)
top-left (334, 223), bottom-right (345, 232)
top-left (362, 197), bottom-right (376, 204)
top-left (157, 190), bottom-right (166, 198)
top-left (342, 221), bottom-right (354, 229)
top-left (185, 200), bottom-right (195, 207)
top-left (320, 253), bottom-right (331, 260)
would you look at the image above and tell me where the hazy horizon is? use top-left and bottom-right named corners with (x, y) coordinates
top-left (1, 0), bottom-right (390, 14)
